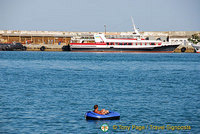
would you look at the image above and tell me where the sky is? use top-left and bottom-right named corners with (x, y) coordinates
top-left (0, 0), bottom-right (200, 32)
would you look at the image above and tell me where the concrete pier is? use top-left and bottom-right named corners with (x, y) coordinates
top-left (24, 44), bottom-right (64, 51)
top-left (174, 44), bottom-right (195, 53)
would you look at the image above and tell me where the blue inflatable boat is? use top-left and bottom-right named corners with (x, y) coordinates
top-left (85, 111), bottom-right (120, 120)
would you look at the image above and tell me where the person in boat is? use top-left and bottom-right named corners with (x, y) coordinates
top-left (93, 105), bottom-right (109, 115)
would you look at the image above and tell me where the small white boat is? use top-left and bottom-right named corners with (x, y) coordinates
top-left (192, 43), bottom-right (200, 53)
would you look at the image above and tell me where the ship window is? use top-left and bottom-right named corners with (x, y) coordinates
top-left (150, 43), bottom-right (155, 45)
top-left (119, 43), bottom-right (123, 45)
top-left (124, 43), bottom-right (127, 45)
top-left (115, 42), bottom-right (118, 45)
top-left (110, 42), bottom-right (114, 45)
top-left (107, 42), bottom-right (109, 45)
top-left (128, 43), bottom-right (132, 45)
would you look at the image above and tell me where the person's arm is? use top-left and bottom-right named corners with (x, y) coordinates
top-left (94, 110), bottom-right (103, 115)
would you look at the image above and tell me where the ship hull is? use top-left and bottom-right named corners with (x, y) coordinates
top-left (69, 45), bottom-right (179, 53)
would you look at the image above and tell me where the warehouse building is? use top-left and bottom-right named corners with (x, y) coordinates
top-left (0, 31), bottom-right (71, 45)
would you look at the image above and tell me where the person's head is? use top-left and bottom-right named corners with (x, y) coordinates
top-left (94, 105), bottom-right (98, 110)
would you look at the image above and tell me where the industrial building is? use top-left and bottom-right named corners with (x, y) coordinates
top-left (0, 30), bottom-right (71, 45)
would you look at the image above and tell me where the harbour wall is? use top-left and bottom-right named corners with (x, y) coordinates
top-left (0, 30), bottom-right (199, 52)
top-left (1, 30), bottom-right (199, 38)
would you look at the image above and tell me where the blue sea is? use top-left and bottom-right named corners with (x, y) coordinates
top-left (0, 52), bottom-right (200, 134)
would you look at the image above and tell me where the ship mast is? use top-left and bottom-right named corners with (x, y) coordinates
top-left (131, 16), bottom-right (140, 37)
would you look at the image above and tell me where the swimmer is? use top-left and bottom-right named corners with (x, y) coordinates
top-left (93, 105), bottom-right (109, 115)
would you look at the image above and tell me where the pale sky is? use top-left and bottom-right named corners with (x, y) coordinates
top-left (0, 0), bottom-right (200, 32)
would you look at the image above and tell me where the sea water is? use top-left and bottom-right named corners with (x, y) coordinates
top-left (0, 52), bottom-right (200, 133)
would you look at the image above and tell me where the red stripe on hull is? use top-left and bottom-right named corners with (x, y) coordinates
top-left (70, 50), bottom-right (174, 53)
top-left (108, 38), bottom-right (138, 40)
top-left (70, 43), bottom-right (106, 45)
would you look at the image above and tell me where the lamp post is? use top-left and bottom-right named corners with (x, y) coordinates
top-left (104, 24), bottom-right (106, 34)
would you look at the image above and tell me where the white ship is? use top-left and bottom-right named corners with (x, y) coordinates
top-left (68, 18), bottom-right (181, 53)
